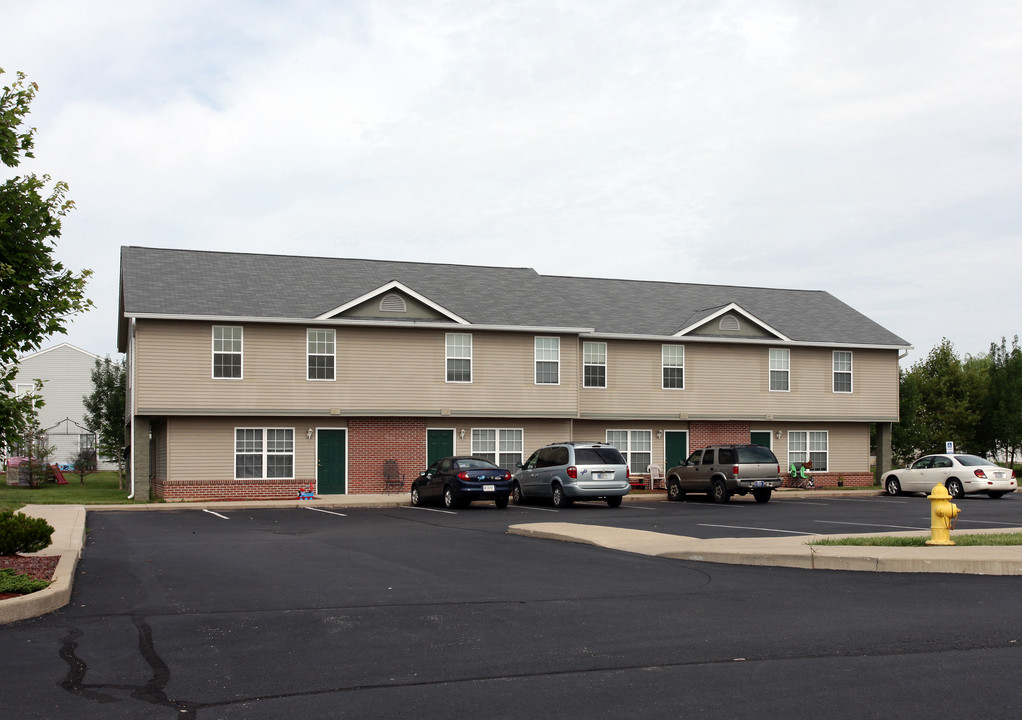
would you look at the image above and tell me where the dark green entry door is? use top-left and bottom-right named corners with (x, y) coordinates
top-left (426, 429), bottom-right (455, 466)
top-left (750, 431), bottom-right (773, 450)
top-left (664, 431), bottom-right (688, 469)
top-left (317, 429), bottom-right (347, 494)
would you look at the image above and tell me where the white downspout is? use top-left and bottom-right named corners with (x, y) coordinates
top-left (127, 318), bottom-right (137, 499)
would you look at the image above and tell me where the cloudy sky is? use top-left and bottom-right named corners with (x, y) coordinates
top-left (6, 0), bottom-right (1021, 365)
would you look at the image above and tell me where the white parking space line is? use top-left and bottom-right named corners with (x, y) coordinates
top-left (784, 500), bottom-right (830, 506)
top-left (401, 506), bottom-right (458, 515)
top-left (816, 520), bottom-right (926, 531)
top-left (202, 509), bottom-right (230, 520)
top-left (624, 505), bottom-right (658, 510)
top-left (960, 519), bottom-right (1022, 526)
top-left (507, 505), bottom-right (559, 513)
top-left (304, 507), bottom-right (347, 517)
top-left (833, 497), bottom-right (910, 504)
top-left (699, 523), bottom-right (816, 535)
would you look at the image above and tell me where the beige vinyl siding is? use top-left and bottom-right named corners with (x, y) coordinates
top-left (135, 321), bottom-right (579, 417)
top-left (777, 423), bottom-right (869, 474)
top-left (451, 418), bottom-right (572, 459)
top-left (163, 416), bottom-right (339, 483)
top-left (579, 340), bottom-right (899, 421)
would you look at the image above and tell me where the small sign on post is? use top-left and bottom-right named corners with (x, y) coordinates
top-left (946, 441), bottom-right (955, 454)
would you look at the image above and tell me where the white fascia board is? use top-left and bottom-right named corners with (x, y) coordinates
top-left (673, 302), bottom-right (791, 342)
top-left (584, 332), bottom-right (911, 351)
top-left (16, 342), bottom-right (104, 362)
top-left (315, 280), bottom-right (470, 324)
top-left (124, 312), bottom-right (592, 335)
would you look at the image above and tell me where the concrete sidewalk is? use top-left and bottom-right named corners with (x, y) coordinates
top-left (4, 491), bottom-right (1021, 625)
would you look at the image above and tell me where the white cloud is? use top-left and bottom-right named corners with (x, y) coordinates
top-left (4, 0), bottom-right (1022, 364)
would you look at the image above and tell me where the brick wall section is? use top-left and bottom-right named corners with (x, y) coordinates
top-left (155, 477), bottom-right (314, 501)
top-left (347, 417), bottom-right (427, 494)
top-left (690, 420), bottom-right (751, 450)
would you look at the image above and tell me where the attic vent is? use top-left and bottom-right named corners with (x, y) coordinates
top-left (379, 293), bottom-right (407, 313)
top-left (719, 315), bottom-right (741, 332)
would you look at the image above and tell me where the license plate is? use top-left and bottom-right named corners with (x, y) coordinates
top-left (483, 484), bottom-right (495, 492)
top-left (995, 472), bottom-right (1005, 479)
top-left (594, 472), bottom-right (609, 480)
top-left (753, 481), bottom-right (766, 487)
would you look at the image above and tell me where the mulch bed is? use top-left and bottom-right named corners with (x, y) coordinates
top-left (0, 555), bottom-right (60, 600)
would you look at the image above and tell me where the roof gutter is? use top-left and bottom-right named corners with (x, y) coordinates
top-left (127, 318), bottom-right (136, 500)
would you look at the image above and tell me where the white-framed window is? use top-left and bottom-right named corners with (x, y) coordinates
top-left (446, 333), bottom-right (472, 383)
top-left (471, 428), bottom-right (523, 471)
top-left (769, 348), bottom-right (789, 392)
top-left (607, 429), bottom-right (652, 474)
top-left (307, 329), bottom-right (336, 381)
top-left (535, 337), bottom-right (560, 385)
top-left (235, 428), bottom-right (294, 479)
top-left (833, 351), bottom-right (852, 393)
top-left (15, 382), bottom-right (35, 398)
top-left (662, 344), bottom-right (685, 389)
top-left (213, 326), bottom-right (243, 379)
top-left (583, 341), bottom-right (607, 388)
top-left (788, 430), bottom-right (828, 472)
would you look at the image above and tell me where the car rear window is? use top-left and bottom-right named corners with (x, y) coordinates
top-left (954, 455), bottom-right (991, 467)
top-left (736, 446), bottom-right (778, 464)
top-left (456, 458), bottom-right (499, 470)
top-left (575, 447), bottom-right (626, 465)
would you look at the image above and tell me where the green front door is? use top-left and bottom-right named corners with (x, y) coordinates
top-left (750, 431), bottom-right (773, 449)
top-left (317, 429), bottom-right (347, 494)
top-left (426, 429), bottom-right (455, 466)
top-left (664, 431), bottom-right (688, 469)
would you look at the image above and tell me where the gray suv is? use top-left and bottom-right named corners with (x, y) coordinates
top-left (665, 444), bottom-right (782, 504)
top-left (513, 441), bottom-right (631, 508)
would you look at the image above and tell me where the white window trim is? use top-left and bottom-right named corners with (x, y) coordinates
top-left (234, 427), bottom-right (295, 480)
top-left (583, 341), bottom-right (607, 389)
top-left (15, 382), bottom-right (35, 398)
top-left (307, 328), bottom-right (336, 382)
top-left (534, 336), bottom-right (560, 386)
top-left (470, 427), bottom-right (524, 470)
top-left (787, 430), bottom-right (828, 472)
top-left (661, 344), bottom-right (685, 390)
top-left (833, 350), bottom-right (853, 394)
top-left (212, 325), bottom-right (244, 380)
top-left (607, 429), bottom-right (653, 474)
top-left (446, 332), bottom-right (473, 384)
top-left (769, 348), bottom-right (790, 393)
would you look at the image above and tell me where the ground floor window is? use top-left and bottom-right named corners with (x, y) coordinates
top-left (606, 430), bottom-right (652, 474)
top-left (471, 428), bottom-right (523, 472)
top-left (235, 428), bottom-right (294, 479)
top-left (788, 431), bottom-right (828, 472)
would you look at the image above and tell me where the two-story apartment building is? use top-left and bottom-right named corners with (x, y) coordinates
top-left (118, 246), bottom-right (910, 501)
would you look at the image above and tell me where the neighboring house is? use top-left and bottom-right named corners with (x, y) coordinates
top-left (5, 343), bottom-right (119, 471)
top-left (118, 246), bottom-right (910, 501)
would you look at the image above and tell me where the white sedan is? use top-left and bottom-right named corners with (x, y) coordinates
top-left (882, 454), bottom-right (1017, 499)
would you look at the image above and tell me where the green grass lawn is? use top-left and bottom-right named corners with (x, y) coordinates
top-left (0, 471), bottom-right (141, 513)
top-left (811, 532), bottom-right (1022, 547)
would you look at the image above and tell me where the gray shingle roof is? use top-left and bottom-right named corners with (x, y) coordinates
top-left (118, 246), bottom-right (909, 349)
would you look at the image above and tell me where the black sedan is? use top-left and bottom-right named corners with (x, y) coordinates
top-left (410, 456), bottom-right (512, 509)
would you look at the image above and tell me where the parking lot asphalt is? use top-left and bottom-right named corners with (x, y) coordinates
top-left (4, 488), bottom-right (1022, 625)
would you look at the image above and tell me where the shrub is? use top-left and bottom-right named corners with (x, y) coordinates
top-left (0, 568), bottom-right (51, 594)
top-left (0, 511), bottom-right (54, 555)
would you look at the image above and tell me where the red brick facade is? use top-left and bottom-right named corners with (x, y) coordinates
top-left (346, 417), bottom-right (427, 494)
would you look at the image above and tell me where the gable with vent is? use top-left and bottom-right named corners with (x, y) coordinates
top-left (316, 280), bottom-right (468, 323)
top-left (675, 302), bottom-right (788, 341)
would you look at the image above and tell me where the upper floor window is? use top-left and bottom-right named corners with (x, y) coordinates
top-left (769, 348), bottom-right (789, 392)
top-left (213, 326), bottom-right (243, 379)
top-left (535, 337), bottom-right (560, 385)
top-left (446, 333), bottom-right (472, 383)
top-left (662, 345), bottom-right (685, 389)
top-left (583, 342), bottom-right (607, 388)
top-left (307, 329), bottom-right (336, 381)
top-left (833, 351), bottom-right (852, 393)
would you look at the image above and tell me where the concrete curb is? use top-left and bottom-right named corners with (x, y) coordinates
top-left (0, 505), bottom-right (86, 625)
top-left (507, 522), bottom-right (1022, 575)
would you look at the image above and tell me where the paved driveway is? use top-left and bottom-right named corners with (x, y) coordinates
top-left (1, 504), bottom-right (1021, 719)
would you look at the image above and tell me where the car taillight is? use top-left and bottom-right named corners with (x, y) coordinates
top-left (974, 469), bottom-right (987, 479)
top-left (567, 466), bottom-right (577, 479)
top-left (457, 471), bottom-right (470, 480)
top-left (626, 467), bottom-right (630, 479)
top-left (733, 465), bottom-right (740, 475)
top-left (503, 471), bottom-right (511, 480)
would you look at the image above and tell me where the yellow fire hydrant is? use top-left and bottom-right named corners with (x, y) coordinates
top-left (925, 484), bottom-right (960, 546)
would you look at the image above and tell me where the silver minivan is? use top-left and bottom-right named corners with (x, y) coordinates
top-left (513, 441), bottom-right (631, 508)
top-left (665, 444), bottom-right (782, 504)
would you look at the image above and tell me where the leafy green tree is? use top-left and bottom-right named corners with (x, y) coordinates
top-left (1, 68), bottom-right (93, 453)
top-left (82, 356), bottom-right (126, 489)
top-left (986, 337), bottom-right (1022, 464)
